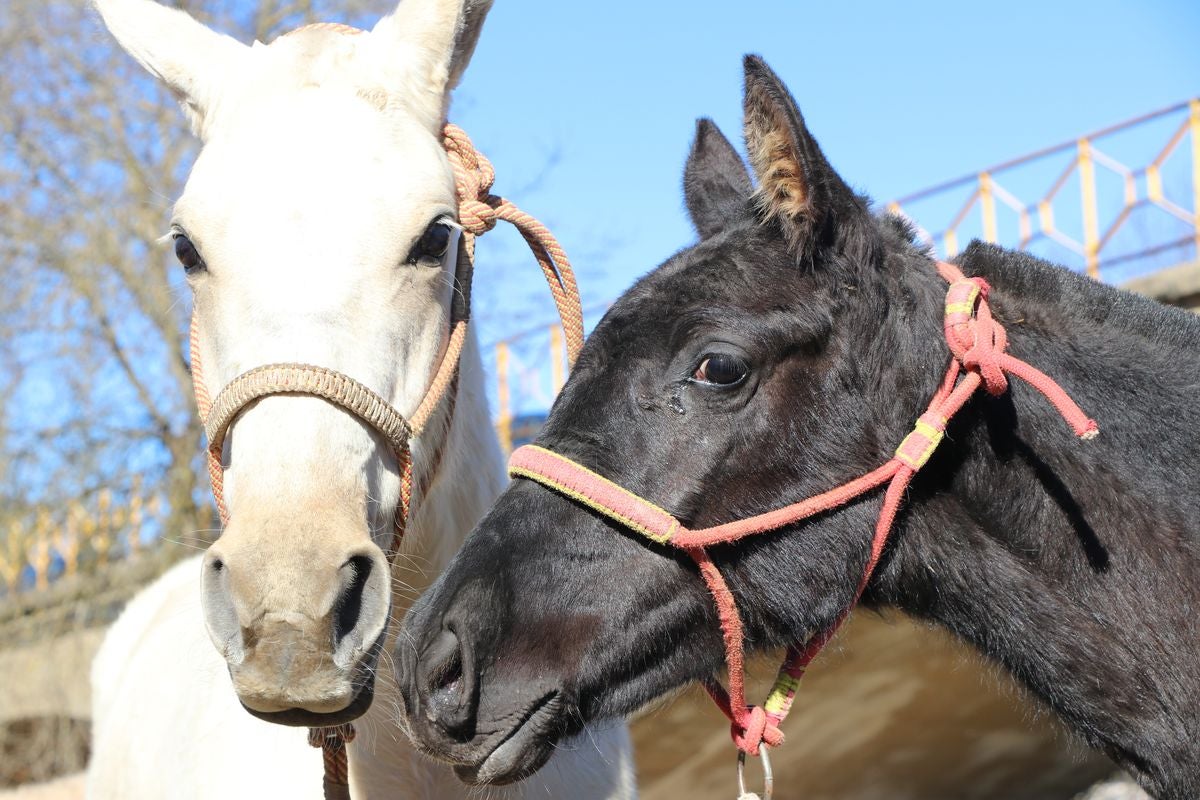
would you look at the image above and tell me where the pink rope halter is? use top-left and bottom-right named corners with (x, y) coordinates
top-left (508, 259), bottom-right (1098, 766)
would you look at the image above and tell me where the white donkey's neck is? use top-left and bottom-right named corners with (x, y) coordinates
top-left (348, 325), bottom-right (506, 796)
top-left (405, 326), bottom-right (507, 580)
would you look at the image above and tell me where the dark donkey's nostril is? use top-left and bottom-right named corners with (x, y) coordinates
top-left (418, 626), bottom-right (478, 737)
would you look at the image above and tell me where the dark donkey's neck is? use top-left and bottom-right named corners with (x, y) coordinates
top-left (874, 242), bottom-right (1200, 798)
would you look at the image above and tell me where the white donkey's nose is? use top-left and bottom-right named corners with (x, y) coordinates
top-left (201, 528), bottom-right (390, 720)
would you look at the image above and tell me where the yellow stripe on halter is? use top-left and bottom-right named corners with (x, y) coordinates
top-left (763, 672), bottom-right (802, 715)
top-left (520, 446), bottom-right (679, 519)
top-left (944, 300), bottom-right (976, 316)
top-left (944, 282), bottom-right (981, 317)
top-left (894, 418), bottom-right (945, 471)
top-left (508, 463), bottom-right (679, 544)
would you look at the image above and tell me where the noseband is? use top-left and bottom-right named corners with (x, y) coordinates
top-left (507, 259), bottom-right (1098, 794)
top-left (189, 123), bottom-right (583, 799)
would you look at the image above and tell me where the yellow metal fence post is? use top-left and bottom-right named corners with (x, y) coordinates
top-left (33, 510), bottom-right (51, 591)
top-left (1077, 138), bottom-right (1101, 278)
top-left (549, 325), bottom-right (565, 394)
top-left (495, 341), bottom-right (512, 454)
top-left (1191, 99), bottom-right (1200, 258)
top-left (944, 230), bottom-right (958, 258)
top-left (93, 489), bottom-right (114, 565)
top-left (979, 172), bottom-right (998, 243)
top-left (1, 521), bottom-right (22, 593)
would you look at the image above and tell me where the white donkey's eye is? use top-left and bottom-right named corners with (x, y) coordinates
top-left (173, 232), bottom-right (207, 275)
top-left (407, 218), bottom-right (459, 266)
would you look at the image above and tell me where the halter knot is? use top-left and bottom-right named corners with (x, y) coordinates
top-left (443, 123), bottom-right (500, 237)
top-left (944, 277), bottom-right (1009, 396)
top-left (731, 705), bottom-right (785, 757)
top-left (439, 123), bottom-right (586, 360)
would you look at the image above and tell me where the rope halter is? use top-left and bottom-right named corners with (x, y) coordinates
top-left (189, 123), bottom-right (584, 800)
top-left (506, 259), bottom-right (1099, 789)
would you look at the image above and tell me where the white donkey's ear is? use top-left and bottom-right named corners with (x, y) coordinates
top-left (92, 0), bottom-right (249, 138)
top-left (369, 0), bottom-right (493, 127)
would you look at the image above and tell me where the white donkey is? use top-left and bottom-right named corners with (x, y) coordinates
top-left (84, 1), bottom-right (634, 797)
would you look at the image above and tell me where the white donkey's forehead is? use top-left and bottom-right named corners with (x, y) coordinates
top-left (179, 87), bottom-right (453, 228)
top-left (223, 27), bottom-right (428, 130)
top-left (174, 89), bottom-right (457, 354)
top-left (176, 26), bottom-right (456, 234)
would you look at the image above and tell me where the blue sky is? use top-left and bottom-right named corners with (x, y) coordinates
top-left (446, 0), bottom-right (1199, 343)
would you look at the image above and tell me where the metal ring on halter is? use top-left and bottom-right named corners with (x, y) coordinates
top-left (736, 748), bottom-right (774, 800)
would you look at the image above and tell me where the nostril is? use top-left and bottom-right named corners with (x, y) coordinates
top-left (424, 629), bottom-right (463, 696)
top-left (419, 627), bottom-right (477, 737)
top-left (333, 555), bottom-right (373, 649)
top-left (200, 550), bottom-right (244, 664)
top-left (330, 550), bottom-right (390, 669)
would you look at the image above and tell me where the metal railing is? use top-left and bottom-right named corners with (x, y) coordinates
top-left (0, 486), bottom-right (163, 598)
top-left (492, 323), bottom-right (569, 452)
top-left (0, 486), bottom-right (190, 658)
top-left (889, 99), bottom-right (1200, 279)
top-left (490, 99), bottom-right (1200, 447)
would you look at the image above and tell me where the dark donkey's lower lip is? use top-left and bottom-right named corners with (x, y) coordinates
top-left (453, 691), bottom-right (562, 786)
top-left (238, 633), bottom-right (385, 728)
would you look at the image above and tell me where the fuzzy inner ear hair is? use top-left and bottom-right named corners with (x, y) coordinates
top-left (742, 56), bottom-right (822, 253)
top-left (745, 88), bottom-right (811, 220)
top-left (740, 55), bottom-right (872, 265)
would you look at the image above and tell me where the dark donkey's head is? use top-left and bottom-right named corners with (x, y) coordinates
top-left (396, 56), bottom-right (953, 783)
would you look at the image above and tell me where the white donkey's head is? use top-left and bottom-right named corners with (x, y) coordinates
top-left (94, 0), bottom-right (492, 725)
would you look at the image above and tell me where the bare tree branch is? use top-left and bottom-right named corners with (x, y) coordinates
top-left (0, 0), bottom-right (388, 534)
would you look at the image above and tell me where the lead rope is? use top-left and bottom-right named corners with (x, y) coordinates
top-left (442, 123), bottom-right (585, 361)
top-left (188, 123), bottom-right (584, 800)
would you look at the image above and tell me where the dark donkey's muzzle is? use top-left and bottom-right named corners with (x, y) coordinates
top-left (396, 541), bottom-right (571, 786)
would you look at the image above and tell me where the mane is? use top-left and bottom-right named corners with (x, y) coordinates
top-left (958, 240), bottom-right (1200, 350)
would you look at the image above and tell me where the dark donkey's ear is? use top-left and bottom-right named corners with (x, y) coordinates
top-left (742, 55), bottom-right (871, 264)
top-left (684, 118), bottom-right (753, 239)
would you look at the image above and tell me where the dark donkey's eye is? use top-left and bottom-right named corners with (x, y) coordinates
top-left (407, 220), bottom-right (454, 265)
top-left (173, 233), bottom-right (206, 275)
top-left (692, 353), bottom-right (749, 386)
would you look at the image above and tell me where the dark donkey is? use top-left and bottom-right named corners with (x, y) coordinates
top-left (396, 56), bottom-right (1200, 797)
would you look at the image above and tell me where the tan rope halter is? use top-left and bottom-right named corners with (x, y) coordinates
top-left (188, 123), bottom-right (584, 800)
